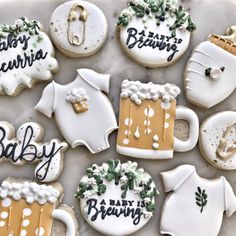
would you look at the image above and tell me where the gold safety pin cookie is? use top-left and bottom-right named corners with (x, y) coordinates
top-left (67, 4), bottom-right (88, 46)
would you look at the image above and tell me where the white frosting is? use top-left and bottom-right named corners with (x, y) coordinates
top-left (120, 80), bottom-right (181, 105)
top-left (185, 40), bottom-right (236, 109)
top-left (200, 111), bottom-right (236, 170)
top-left (0, 180), bottom-right (59, 204)
top-left (50, 0), bottom-right (108, 57)
top-left (160, 165), bottom-right (236, 236)
top-left (35, 68), bottom-right (118, 154)
top-left (66, 88), bottom-right (88, 104)
top-left (0, 17), bottom-right (58, 96)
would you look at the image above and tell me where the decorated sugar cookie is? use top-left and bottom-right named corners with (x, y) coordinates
top-left (50, 1), bottom-right (108, 57)
top-left (0, 121), bottom-right (68, 182)
top-left (35, 68), bottom-right (117, 154)
top-left (0, 17), bottom-right (58, 96)
top-left (199, 111), bottom-right (236, 170)
top-left (160, 165), bottom-right (236, 236)
top-left (0, 177), bottom-right (79, 236)
top-left (116, 80), bottom-right (199, 159)
top-left (76, 160), bottom-right (158, 236)
top-left (117, 0), bottom-right (196, 67)
top-left (185, 26), bottom-right (236, 109)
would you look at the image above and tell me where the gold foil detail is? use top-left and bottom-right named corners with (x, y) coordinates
top-left (67, 4), bottom-right (88, 46)
top-left (72, 100), bottom-right (89, 113)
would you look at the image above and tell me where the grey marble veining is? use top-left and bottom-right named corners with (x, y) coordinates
top-left (0, 0), bottom-right (236, 235)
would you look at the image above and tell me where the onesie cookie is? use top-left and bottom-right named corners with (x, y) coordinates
top-left (0, 121), bottom-right (68, 182)
top-left (160, 165), bottom-right (236, 236)
top-left (199, 111), bottom-right (236, 170)
top-left (0, 177), bottom-right (79, 236)
top-left (116, 80), bottom-right (199, 159)
top-left (0, 17), bottom-right (58, 96)
top-left (117, 0), bottom-right (196, 67)
top-left (35, 68), bottom-right (117, 154)
top-left (76, 160), bottom-right (158, 236)
top-left (185, 26), bottom-right (236, 109)
top-left (50, 1), bottom-right (108, 57)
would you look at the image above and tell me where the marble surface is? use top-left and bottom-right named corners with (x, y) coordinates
top-left (0, 0), bottom-right (236, 235)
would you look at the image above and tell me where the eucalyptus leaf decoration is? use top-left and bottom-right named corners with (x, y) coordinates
top-left (75, 159), bottom-right (158, 213)
top-left (117, 0), bottom-right (196, 36)
top-left (195, 187), bottom-right (208, 213)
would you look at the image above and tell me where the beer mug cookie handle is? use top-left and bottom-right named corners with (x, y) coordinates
top-left (174, 106), bottom-right (199, 152)
top-left (52, 207), bottom-right (77, 236)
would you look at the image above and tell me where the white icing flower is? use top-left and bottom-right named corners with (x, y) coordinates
top-left (83, 190), bottom-right (92, 199)
top-left (15, 19), bottom-right (24, 28)
top-left (144, 197), bottom-right (151, 203)
top-left (142, 210), bottom-right (153, 219)
top-left (120, 175), bottom-right (128, 183)
top-left (129, 0), bottom-right (149, 9)
top-left (210, 67), bottom-right (223, 80)
top-left (88, 177), bottom-right (97, 186)
top-left (134, 186), bottom-right (143, 194)
top-left (120, 7), bottom-right (135, 20)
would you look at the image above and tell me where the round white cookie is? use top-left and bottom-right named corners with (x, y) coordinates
top-left (199, 111), bottom-right (236, 170)
top-left (50, 0), bottom-right (108, 57)
top-left (76, 160), bottom-right (158, 236)
top-left (117, 0), bottom-right (196, 68)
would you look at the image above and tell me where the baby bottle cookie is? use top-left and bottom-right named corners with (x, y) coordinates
top-left (0, 17), bottom-right (58, 96)
top-left (35, 68), bottom-right (117, 154)
top-left (50, 1), bottom-right (108, 57)
top-left (76, 160), bottom-right (158, 236)
top-left (117, 0), bottom-right (196, 67)
top-left (185, 26), bottom-right (236, 109)
top-left (199, 111), bottom-right (236, 170)
top-left (0, 177), bottom-right (79, 236)
top-left (116, 80), bottom-right (199, 159)
top-left (0, 121), bottom-right (68, 182)
top-left (160, 165), bottom-right (236, 236)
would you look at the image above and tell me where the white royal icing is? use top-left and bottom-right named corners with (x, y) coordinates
top-left (160, 165), bottom-right (236, 236)
top-left (66, 88), bottom-right (89, 104)
top-left (0, 17), bottom-right (58, 95)
top-left (0, 121), bottom-right (68, 182)
top-left (35, 68), bottom-right (118, 154)
top-left (50, 0), bottom-right (108, 57)
top-left (77, 160), bottom-right (157, 236)
top-left (118, 0), bottom-right (195, 67)
top-left (199, 111), bottom-right (236, 170)
top-left (185, 29), bottom-right (236, 109)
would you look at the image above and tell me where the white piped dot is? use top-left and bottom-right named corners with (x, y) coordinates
top-left (144, 107), bottom-right (154, 117)
top-left (165, 113), bottom-right (170, 119)
top-left (0, 221), bottom-right (5, 227)
top-left (124, 118), bottom-right (132, 126)
top-left (165, 122), bottom-right (170, 129)
top-left (0, 211), bottom-right (8, 219)
top-left (161, 102), bottom-right (171, 110)
top-left (124, 130), bottom-right (131, 136)
top-left (144, 120), bottom-right (151, 126)
top-left (35, 227), bottom-right (45, 236)
top-left (22, 219), bottom-right (30, 227)
top-left (20, 229), bottom-right (27, 236)
top-left (144, 128), bottom-right (151, 135)
top-left (23, 208), bottom-right (32, 217)
top-left (153, 143), bottom-right (159, 150)
top-left (153, 135), bottom-right (159, 142)
top-left (2, 198), bottom-right (12, 208)
top-left (123, 138), bottom-right (129, 145)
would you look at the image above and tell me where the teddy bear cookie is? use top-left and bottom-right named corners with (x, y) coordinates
top-left (0, 17), bottom-right (58, 96)
top-left (49, 1), bottom-right (108, 57)
top-left (199, 111), bottom-right (236, 170)
top-left (0, 177), bottom-right (79, 236)
top-left (184, 26), bottom-right (236, 109)
top-left (117, 0), bottom-right (196, 67)
top-left (0, 121), bottom-right (68, 182)
top-left (160, 165), bottom-right (236, 236)
top-left (35, 68), bottom-right (117, 154)
top-left (76, 160), bottom-right (158, 236)
top-left (116, 80), bottom-right (199, 159)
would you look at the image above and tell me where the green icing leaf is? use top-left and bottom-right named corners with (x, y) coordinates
top-left (195, 187), bottom-right (208, 213)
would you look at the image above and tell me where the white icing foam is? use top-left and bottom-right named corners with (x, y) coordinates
top-left (0, 181), bottom-right (59, 205)
top-left (121, 80), bottom-right (180, 105)
top-left (66, 88), bottom-right (89, 104)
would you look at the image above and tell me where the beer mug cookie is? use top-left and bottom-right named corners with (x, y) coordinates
top-left (199, 111), bottom-right (236, 170)
top-left (160, 165), bottom-right (236, 236)
top-left (0, 17), bottom-right (58, 96)
top-left (50, 1), bottom-right (108, 57)
top-left (117, 0), bottom-right (196, 67)
top-left (35, 68), bottom-right (117, 154)
top-left (76, 160), bottom-right (158, 236)
top-left (185, 26), bottom-right (236, 109)
top-left (0, 177), bottom-right (79, 236)
top-left (116, 80), bottom-right (199, 159)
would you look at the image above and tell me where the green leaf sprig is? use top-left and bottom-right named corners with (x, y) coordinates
top-left (195, 187), bottom-right (208, 213)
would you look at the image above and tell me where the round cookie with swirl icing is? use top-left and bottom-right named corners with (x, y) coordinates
top-left (185, 26), bottom-right (236, 109)
top-left (76, 160), bottom-right (158, 236)
top-left (117, 0), bottom-right (196, 68)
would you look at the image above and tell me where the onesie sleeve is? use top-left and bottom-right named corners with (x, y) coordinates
top-left (161, 165), bottom-right (195, 192)
top-left (77, 68), bottom-right (110, 93)
top-left (34, 82), bottom-right (55, 118)
top-left (223, 178), bottom-right (236, 217)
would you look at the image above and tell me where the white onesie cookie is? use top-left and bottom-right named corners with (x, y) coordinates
top-left (50, 1), bottom-right (108, 57)
top-left (35, 68), bottom-right (117, 154)
top-left (117, 0), bottom-right (196, 67)
top-left (0, 17), bottom-right (58, 96)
